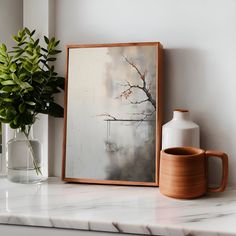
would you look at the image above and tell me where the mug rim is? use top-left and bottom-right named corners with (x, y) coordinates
top-left (162, 146), bottom-right (205, 157)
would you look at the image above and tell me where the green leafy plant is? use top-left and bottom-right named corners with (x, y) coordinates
top-left (0, 28), bottom-right (64, 174)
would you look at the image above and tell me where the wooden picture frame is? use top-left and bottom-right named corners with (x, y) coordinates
top-left (62, 42), bottom-right (163, 186)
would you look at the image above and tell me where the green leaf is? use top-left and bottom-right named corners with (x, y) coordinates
top-left (41, 48), bottom-right (48, 53)
top-left (19, 103), bottom-right (26, 113)
top-left (12, 35), bottom-right (20, 42)
top-left (1, 80), bottom-right (15, 86)
top-left (43, 63), bottom-right (50, 70)
top-left (35, 45), bottom-right (41, 54)
top-left (12, 48), bottom-right (23, 53)
top-left (0, 108), bottom-right (6, 117)
top-left (21, 82), bottom-right (33, 90)
top-left (13, 114), bottom-right (20, 125)
top-left (19, 73), bottom-right (28, 79)
top-left (10, 63), bottom-right (17, 72)
top-left (33, 77), bottom-right (44, 84)
top-left (44, 36), bottom-right (49, 44)
top-left (31, 67), bottom-right (37, 73)
top-left (30, 29), bottom-right (36, 37)
top-left (0, 90), bottom-right (8, 94)
top-left (0, 64), bottom-right (7, 71)
top-left (11, 73), bottom-right (33, 90)
top-left (17, 29), bottom-right (23, 38)
top-left (12, 87), bottom-right (20, 92)
top-left (40, 59), bottom-right (47, 65)
top-left (55, 40), bottom-right (60, 47)
top-left (18, 113), bottom-right (34, 125)
top-left (0, 118), bottom-right (12, 123)
top-left (1, 86), bottom-right (13, 92)
top-left (26, 50), bottom-right (33, 56)
top-left (18, 41), bottom-right (27, 46)
top-left (33, 39), bottom-right (39, 47)
top-left (44, 86), bottom-right (54, 93)
top-left (0, 44), bottom-right (7, 53)
top-left (48, 76), bottom-right (65, 90)
top-left (46, 102), bottom-right (64, 117)
top-left (25, 101), bottom-right (36, 106)
top-left (0, 55), bottom-right (6, 62)
top-left (50, 50), bottom-right (62, 55)
top-left (52, 88), bottom-right (61, 93)
top-left (47, 57), bottom-right (56, 61)
top-left (11, 73), bottom-right (20, 83)
top-left (25, 27), bottom-right (31, 35)
top-left (23, 63), bottom-right (32, 72)
top-left (0, 74), bottom-right (10, 80)
top-left (10, 121), bottom-right (20, 129)
top-left (6, 106), bottom-right (17, 118)
top-left (3, 98), bottom-right (14, 103)
top-left (14, 51), bottom-right (24, 58)
top-left (26, 43), bottom-right (33, 50)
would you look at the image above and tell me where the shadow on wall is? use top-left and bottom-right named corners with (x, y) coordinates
top-left (163, 48), bottom-right (207, 122)
top-left (162, 48), bottom-right (232, 186)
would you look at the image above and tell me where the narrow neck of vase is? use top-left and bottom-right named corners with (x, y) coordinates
top-left (14, 125), bottom-right (34, 139)
top-left (173, 109), bottom-right (190, 120)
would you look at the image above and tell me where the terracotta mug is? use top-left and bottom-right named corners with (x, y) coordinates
top-left (159, 147), bottom-right (228, 199)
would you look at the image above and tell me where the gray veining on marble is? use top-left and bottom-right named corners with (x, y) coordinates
top-left (0, 177), bottom-right (236, 236)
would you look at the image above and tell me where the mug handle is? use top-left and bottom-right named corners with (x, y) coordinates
top-left (205, 150), bottom-right (228, 193)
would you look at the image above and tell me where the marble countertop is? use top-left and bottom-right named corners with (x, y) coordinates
top-left (0, 177), bottom-right (236, 236)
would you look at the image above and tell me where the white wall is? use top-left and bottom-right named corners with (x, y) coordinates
top-left (53, 0), bottom-right (236, 185)
top-left (0, 0), bottom-right (23, 47)
top-left (0, 0), bottom-right (23, 173)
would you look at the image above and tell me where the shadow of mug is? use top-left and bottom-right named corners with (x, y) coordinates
top-left (159, 146), bottom-right (228, 199)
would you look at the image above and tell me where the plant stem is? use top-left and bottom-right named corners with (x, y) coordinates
top-left (22, 126), bottom-right (42, 175)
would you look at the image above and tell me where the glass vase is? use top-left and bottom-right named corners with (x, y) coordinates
top-left (7, 125), bottom-right (45, 184)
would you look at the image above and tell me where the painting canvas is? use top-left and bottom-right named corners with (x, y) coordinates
top-left (62, 42), bottom-right (163, 186)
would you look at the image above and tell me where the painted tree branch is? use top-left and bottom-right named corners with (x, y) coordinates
top-left (97, 113), bottom-right (117, 120)
top-left (97, 110), bottom-right (155, 123)
top-left (129, 98), bottom-right (149, 105)
top-left (117, 57), bottom-right (156, 110)
top-left (136, 109), bottom-right (156, 126)
top-left (124, 57), bottom-right (146, 80)
top-left (97, 56), bottom-right (156, 125)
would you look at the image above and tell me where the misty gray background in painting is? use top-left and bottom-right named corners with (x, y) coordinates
top-left (65, 46), bottom-right (157, 182)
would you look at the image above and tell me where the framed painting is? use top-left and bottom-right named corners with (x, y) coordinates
top-left (62, 42), bottom-right (163, 186)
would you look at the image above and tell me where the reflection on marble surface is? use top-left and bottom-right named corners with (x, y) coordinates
top-left (0, 177), bottom-right (236, 235)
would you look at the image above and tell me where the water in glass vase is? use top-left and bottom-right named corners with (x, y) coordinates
top-left (7, 127), bottom-right (45, 184)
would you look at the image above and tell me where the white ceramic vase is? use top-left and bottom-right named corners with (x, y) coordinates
top-left (162, 109), bottom-right (200, 149)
